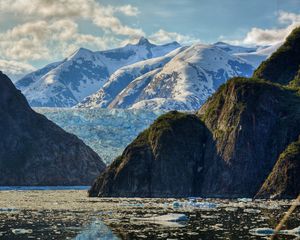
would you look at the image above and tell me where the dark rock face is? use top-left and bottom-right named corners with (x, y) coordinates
top-left (0, 72), bottom-right (105, 185)
top-left (256, 137), bottom-right (300, 199)
top-left (198, 78), bottom-right (300, 197)
top-left (89, 111), bottom-right (207, 197)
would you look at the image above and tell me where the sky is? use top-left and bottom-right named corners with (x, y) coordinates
top-left (0, 0), bottom-right (300, 80)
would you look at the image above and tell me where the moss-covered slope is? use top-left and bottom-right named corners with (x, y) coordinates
top-left (253, 27), bottom-right (300, 85)
top-left (89, 111), bottom-right (207, 197)
top-left (197, 77), bottom-right (300, 197)
top-left (256, 137), bottom-right (300, 199)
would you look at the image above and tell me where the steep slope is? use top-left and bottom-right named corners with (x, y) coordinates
top-left (81, 44), bottom-right (254, 111)
top-left (213, 41), bottom-right (280, 68)
top-left (0, 72), bottom-right (105, 185)
top-left (253, 27), bottom-right (300, 85)
top-left (256, 137), bottom-right (300, 199)
top-left (89, 111), bottom-right (207, 197)
top-left (198, 78), bottom-right (300, 197)
top-left (15, 38), bottom-right (180, 107)
top-left (77, 46), bottom-right (186, 108)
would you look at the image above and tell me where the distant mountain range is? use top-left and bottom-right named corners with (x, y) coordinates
top-left (15, 37), bottom-right (180, 107)
top-left (14, 38), bottom-right (279, 110)
top-left (79, 44), bottom-right (255, 111)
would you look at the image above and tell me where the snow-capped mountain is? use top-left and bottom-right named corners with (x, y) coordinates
top-left (15, 37), bottom-right (180, 107)
top-left (77, 46), bottom-right (188, 108)
top-left (213, 41), bottom-right (281, 67)
top-left (78, 43), bottom-right (255, 111)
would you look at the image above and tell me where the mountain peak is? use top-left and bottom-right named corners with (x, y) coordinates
top-left (68, 47), bottom-right (93, 60)
top-left (137, 36), bottom-right (152, 45)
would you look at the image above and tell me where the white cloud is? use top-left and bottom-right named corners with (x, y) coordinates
top-left (0, 0), bottom-right (145, 70)
top-left (115, 5), bottom-right (140, 16)
top-left (0, 0), bottom-right (143, 37)
top-left (221, 11), bottom-right (300, 46)
top-left (0, 18), bottom-right (118, 62)
top-left (278, 11), bottom-right (300, 24)
top-left (0, 60), bottom-right (36, 81)
top-left (149, 29), bottom-right (198, 45)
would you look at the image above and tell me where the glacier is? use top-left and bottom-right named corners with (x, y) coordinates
top-left (35, 108), bottom-right (162, 165)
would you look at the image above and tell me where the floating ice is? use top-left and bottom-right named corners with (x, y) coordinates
top-left (119, 203), bottom-right (144, 208)
top-left (243, 208), bottom-right (261, 214)
top-left (0, 208), bottom-right (18, 213)
top-left (74, 220), bottom-right (120, 240)
top-left (11, 229), bottom-right (33, 235)
top-left (172, 201), bottom-right (218, 209)
top-left (250, 226), bottom-right (300, 237)
top-left (132, 213), bottom-right (188, 227)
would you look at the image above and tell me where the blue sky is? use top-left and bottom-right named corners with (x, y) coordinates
top-left (0, 0), bottom-right (299, 79)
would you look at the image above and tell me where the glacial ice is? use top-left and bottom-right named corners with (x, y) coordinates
top-left (35, 108), bottom-right (162, 164)
top-left (74, 220), bottom-right (120, 240)
top-left (250, 226), bottom-right (300, 237)
top-left (11, 229), bottom-right (33, 235)
top-left (132, 214), bottom-right (189, 227)
top-left (172, 200), bottom-right (218, 210)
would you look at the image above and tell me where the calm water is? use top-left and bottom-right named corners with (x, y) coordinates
top-left (0, 187), bottom-right (299, 239)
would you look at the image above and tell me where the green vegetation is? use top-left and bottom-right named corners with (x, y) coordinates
top-left (257, 137), bottom-right (300, 198)
top-left (253, 27), bottom-right (300, 85)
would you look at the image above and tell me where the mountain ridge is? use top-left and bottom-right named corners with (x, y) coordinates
top-left (0, 71), bottom-right (106, 185)
top-left (15, 38), bottom-right (181, 107)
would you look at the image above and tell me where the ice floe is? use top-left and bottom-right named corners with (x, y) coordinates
top-left (250, 226), bottom-right (300, 237)
top-left (172, 200), bottom-right (218, 210)
top-left (74, 220), bottom-right (120, 240)
top-left (132, 213), bottom-right (189, 227)
top-left (11, 229), bottom-right (33, 235)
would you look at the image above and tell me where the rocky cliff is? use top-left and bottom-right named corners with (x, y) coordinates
top-left (89, 27), bottom-right (300, 199)
top-left (89, 111), bottom-right (207, 197)
top-left (198, 77), bottom-right (300, 197)
top-left (256, 136), bottom-right (300, 199)
top-left (0, 72), bottom-right (105, 185)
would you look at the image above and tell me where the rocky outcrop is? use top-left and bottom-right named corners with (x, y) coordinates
top-left (0, 72), bottom-right (105, 185)
top-left (256, 137), bottom-right (300, 199)
top-left (89, 111), bottom-right (207, 197)
top-left (197, 78), bottom-right (300, 197)
top-left (89, 28), bottom-right (300, 199)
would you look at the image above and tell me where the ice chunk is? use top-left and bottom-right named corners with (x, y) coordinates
top-left (172, 200), bottom-right (218, 209)
top-left (11, 229), bottom-right (33, 235)
top-left (151, 214), bottom-right (188, 222)
top-left (249, 228), bottom-right (274, 236)
top-left (243, 208), bottom-right (261, 214)
top-left (250, 226), bottom-right (300, 237)
top-left (132, 213), bottom-right (188, 227)
top-left (74, 220), bottom-right (120, 240)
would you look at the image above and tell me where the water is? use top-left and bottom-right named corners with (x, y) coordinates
top-left (0, 188), bottom-right (299, 239)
